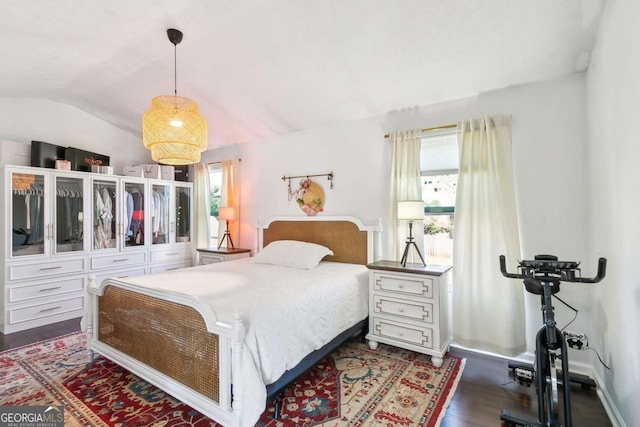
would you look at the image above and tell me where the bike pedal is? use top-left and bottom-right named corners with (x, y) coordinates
top-left (513, 367), bottom-right (534, 386)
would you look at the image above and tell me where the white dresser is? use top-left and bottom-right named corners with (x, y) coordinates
top-left (365, 260), bottom-right (452, 367)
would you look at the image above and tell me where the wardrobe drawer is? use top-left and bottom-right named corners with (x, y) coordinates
top-left (8, 258), bottom-right (85, 281)
top-left (373, 294), bottom-right (433, 323)
top-left (372, 272), bottom-right (433, 298)
top-left (372, 317), bottom-right (433, 349)
top-left (92, 267), bottom-right (148, 286)
top-left (150, 246), bottom-right (191, 263)
top-left (90, 252), bottom-right (146, 270)
top-left (7, 276), bottom-right (85, 303)
top-left (8, 295), bottom-right (85, 325)
top-left (149, 260), bottom-right (192, 274)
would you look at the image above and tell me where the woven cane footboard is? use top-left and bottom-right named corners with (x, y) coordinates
top-left (98, 285), bottom-right (220, 402)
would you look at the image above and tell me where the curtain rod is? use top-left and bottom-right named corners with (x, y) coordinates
top-left (384, 123), bottom-right (457, 139)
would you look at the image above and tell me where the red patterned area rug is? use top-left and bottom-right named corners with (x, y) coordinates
top-left (0, 332), bottom-right (465, 426)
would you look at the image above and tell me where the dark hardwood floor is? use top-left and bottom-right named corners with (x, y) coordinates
top-left (1, 319), bottom-right (612, 427)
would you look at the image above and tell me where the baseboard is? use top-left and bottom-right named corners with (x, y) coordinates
top-left (450, 344), bottom-right (625, 427)
top-left (590, 368), bottom-right (627, 427)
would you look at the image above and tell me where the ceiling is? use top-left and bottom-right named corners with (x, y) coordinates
top-left (0, 0), bottom-right (605, 148)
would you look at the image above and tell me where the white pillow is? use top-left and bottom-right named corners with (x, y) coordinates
top-left (251, 240), bottom-right (334, 269)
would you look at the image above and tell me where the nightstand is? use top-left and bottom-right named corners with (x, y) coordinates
top-left (365, 260), bottom-right (452, 367)
top-left (197, 247), bottom-right (251, 265)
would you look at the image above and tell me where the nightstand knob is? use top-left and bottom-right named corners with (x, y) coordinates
top-left (398, 331), bottom-right (404, 336)
top-left (398, 283), bottom-right (404, 289)
top-left (398, 307), bottom-right (404, 313)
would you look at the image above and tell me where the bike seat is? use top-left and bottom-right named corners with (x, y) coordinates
top-left (523, 277), bottom-right (560, 295)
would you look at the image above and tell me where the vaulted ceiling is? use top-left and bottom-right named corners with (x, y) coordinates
top-left (0, 0), bottom-right (605, 148)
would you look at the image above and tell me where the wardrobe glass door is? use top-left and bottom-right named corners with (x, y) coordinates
top-left (151, 183), bottom-right (170, 245)
top-left (175, 185), bottom-right (191, 243)
top-left (10, 171), bottom-right (46, 258)
top-left (92, 179), bottom-right (117, 250)
top-left (124, 181), bottom-right (145, 248)
top-left (54, 176), bottom-right (85, 254)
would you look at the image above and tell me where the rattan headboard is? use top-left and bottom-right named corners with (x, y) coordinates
top-left (257, 216), bottom-right (381, 265)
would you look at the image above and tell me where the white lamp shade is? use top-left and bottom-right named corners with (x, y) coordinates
top-left (218, 206), bottom-right (236, 221)
top-left (397, 200), bottom-right (425, 220)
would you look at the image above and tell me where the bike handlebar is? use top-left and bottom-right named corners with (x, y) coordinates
top-left (499, 255), bottom-right (607, 283)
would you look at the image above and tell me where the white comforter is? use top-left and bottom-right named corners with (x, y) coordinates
top-left (109, 258), bottom-right (369, 426)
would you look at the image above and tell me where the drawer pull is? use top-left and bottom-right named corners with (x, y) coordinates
top-left (39, 306), bottom-right (62, 313)
top-left (39, 286), bottom-right (62, 292)
top-left (39, 266), bottom-right (62, 271)
top-left (112, 258), bottom-right (129, 262)
top-left (166, 268), bottom-right (180, 271)
top-left (398, 307), bottom-right (404, 313)
top-left (166, 252), bottom-right (180, 256)
top-left (397, 331), bottom-right (404, 337)
top-left (398, 283), bottom-right (404, 289)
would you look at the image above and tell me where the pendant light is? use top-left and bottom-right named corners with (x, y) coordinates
top-left (142, 28), bottom-right (207, 165)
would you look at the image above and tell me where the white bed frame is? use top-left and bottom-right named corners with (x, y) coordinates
top-left (83, 215), bottom-right (382, 427)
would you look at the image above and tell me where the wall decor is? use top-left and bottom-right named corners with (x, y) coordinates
top-left (295, 178), bottom-right (324, 215)
top-left (282, 172), bottom-right (333, 216)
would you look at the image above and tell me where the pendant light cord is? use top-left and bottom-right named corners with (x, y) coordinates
top-left (174, 43), bottom-right (178, 98)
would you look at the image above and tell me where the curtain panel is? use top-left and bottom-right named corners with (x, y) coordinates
top-left (192, 163), bottom-right (211, 263)
top-left (218, 159), bottom-right (241, 248)
top-left (386, 129), bottom-right (424, 262)
top-left (452, 115), bottom-right (525, 356)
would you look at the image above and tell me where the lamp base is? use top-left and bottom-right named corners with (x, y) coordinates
top-left (400, 239), bottom-right (426, 267)
top-left (217, 221), bottom-right (235, 249)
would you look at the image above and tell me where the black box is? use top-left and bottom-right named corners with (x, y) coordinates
top-left (173, 165), bottom-right (189, 181)
top-left (64, 147), bottom-right (110, 172)
top-left (31, 141), bottom-right (66, 168)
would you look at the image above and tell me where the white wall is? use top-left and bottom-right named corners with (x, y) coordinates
top-left (0, 98), bottom-right (151, 171)
top-left (586, 0), bottom-right (640, 425)
top-left (206, 74), bottom-right (593, 360)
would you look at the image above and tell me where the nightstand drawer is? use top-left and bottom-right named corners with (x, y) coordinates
top-left (198, 250), bottom-right (250, 264)
top-left (372, 317), bottom-right (433, 349)
top-left (373, 294), bottom-right (433, 323)
top-left (372, 272), bottom-right (433, 298)
top-left (200, 254), bottom-right (225, 265)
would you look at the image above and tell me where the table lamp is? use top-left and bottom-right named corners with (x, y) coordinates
top-left (217, 206), bottom-right (236, 249)
top-left (398, 200), bottom-right (426, 266)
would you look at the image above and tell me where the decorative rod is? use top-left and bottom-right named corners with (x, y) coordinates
top-left (281, 171), bottom-right (334, 182)
top-left (283, 172), bottom-right (334, 201)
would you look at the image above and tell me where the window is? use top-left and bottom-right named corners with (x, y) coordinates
top-left (208, 164), bottom-right (222, 246)
top-left (420, 131), bottom-right (458, 265)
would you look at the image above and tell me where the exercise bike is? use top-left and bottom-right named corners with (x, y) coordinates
top-left (498, 254), bottom-right (607, 427)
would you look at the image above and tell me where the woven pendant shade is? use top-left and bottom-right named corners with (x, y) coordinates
top-left (142, 28), bottom-right (208, 165)
top-left (142, 95), bottom-right (207, 165)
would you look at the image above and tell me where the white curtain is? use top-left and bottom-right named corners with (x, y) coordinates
top-left (218, 159), bottom-right (241, 248)
top-left (386, 129), bottom-right (424, 262)
top-left (192, 163), bottom-right (210, 263)
top-left (452, 115), bottom-right (525, 356)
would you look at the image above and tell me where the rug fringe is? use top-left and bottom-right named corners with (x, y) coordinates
top-left (434, 357), bottom-right (467, 427)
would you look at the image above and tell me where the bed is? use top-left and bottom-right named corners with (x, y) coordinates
top-left (83, 216), bottom-right (382, 427)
